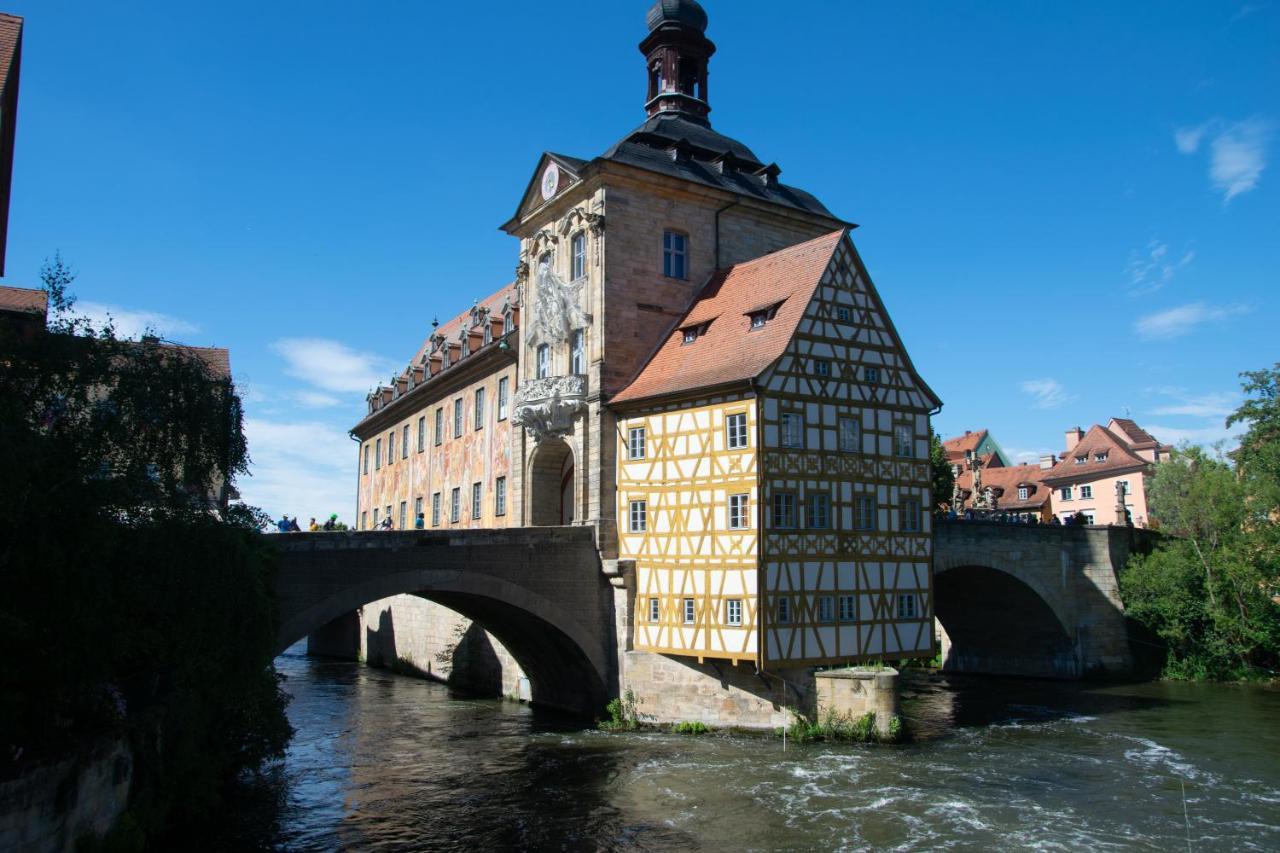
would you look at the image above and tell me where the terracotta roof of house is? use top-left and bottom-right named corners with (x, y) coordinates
top-left (1043, 424), bottom-right (1149, 483)
top-left (0, 14), bottom-right (20, 97)
top-left (0, 284), bottom-right (46, 315)
top-left (943, 429), bottom-right (988, 460)
top-left (409, 283), bottom-right (516, 366)
top-left (1109, 417), bottom-right (1159, 449)
top-left (165, 343), bottom-right (230, 379)
top-left (610, 229), bottom-right (846, 404)
top-left (956, 463), bottom-right (1052, 511)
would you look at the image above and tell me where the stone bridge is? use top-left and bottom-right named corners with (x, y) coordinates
top-left (270, 526), bottom-right (613, 714)
top-left (933, 520), bottom-right (1160, 678)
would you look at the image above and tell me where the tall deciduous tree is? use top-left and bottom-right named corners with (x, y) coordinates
top-left (930, 432), bottom-right (955, 512)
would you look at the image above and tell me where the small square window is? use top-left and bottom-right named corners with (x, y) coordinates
top-left (1118, 480), bottom-right (1130, 495)
top-left (726, 413), bottom-right (749, 449)
top-left (628, 427), bottom-right (646, 460)
top-left (649, 597), bottom-right (660, 622)
top-left (1095, 452), bottom-right (1108, 463)
top-left (1060, 487), bottom-right (1073, 501)
top-left (682, 597), bottom-right (695, 624)
top-left (836, 305), bottom-right (853, 323)
top-left (806, 492), bottom-right (831, 529)
top-left (1018, 486), bottom-right (1029, 501)
top-left (818, 595), bottom-right (834, 622)
top-left (776, 596), bottom-right (792, 624)
top-left (726, 598), bottom-right (742, 626)
top-left (728, 493), bottom-right (750, 530)
top-left (864, 366), bottom-right (880, 383)
top-left (1080, 485), bottom-right (1093, 499)
top-left (771, 493), bottom-right (797, 528)
top-left (1075, 456), bottom-right (1087, 465)
top-left (814, 359), bottom-right (831, 377)
top-left (838, 595), bottom-right (856, 622)
top-left (897, 594), bottom-right (918, 619)
top-left (629, 500), bottom-right (647, 533)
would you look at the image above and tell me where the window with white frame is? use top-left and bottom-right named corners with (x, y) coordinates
top-left (854, 495), bottom-right (876, 530)
top-left (536, 344), bottom-right (550, 379)
top-left (503, 310), bottom-right (514, 334)
top-left (748, 304), bottom-right (779, 329)
top-left (1082, 512), bottom-right (1096, 525)
top-left (682, 597), bottom-right (695, 624)
top-left (771, 492), bottom-right (797, 528)
top-left (839, 417), bottom-right (860, 452)
top-left (728, 493), bottom-right (749, 530)
top-left (474, 388), bottom-right (485, 430)
top-left (900, 497), bottom-right (922, 532)
top-left (726, 413), bottom-right (748, 449)
top-left (806, 492), bottom-right (831, 529)
top-left (483, 323), bottom-right (492, 345)
top-left (814, 359), bottom-right (831, 377)
top-left (495, 477), bottom-right (507, 516)
top-left (399, 501), bottom-right (407, 530)
top-left (663, 230), bottom-right (687, 278)
top-left (497, 377), bottom-right (509, 421)
top-left (776, 596), bottom-right (791, 624)
top-left (726, 598), bottom-right (742, 626)
top-left (1074, 456), bottom-right (1087, 465)
top-left (571, 231), bottom-right (586, 280)
top-left (402, 425), bottom-right (409, 459)
top-left (570, 329), bottom-right (586, 375)
top-left (414, 496), bottom-right (423, 523)
top-left (472, 482), bottom-right (482, 519)
top-left (818, 595), bottom-right (835, 622)
top-left (629, 500), bottom-right (647, 532)
top-left (450, 487), bottom-right (460, 523)
top-left (649, 597), bottom-right (660, 622)
top-left (418, 416), bottom-right (425, 452)
top-left (435, 408), bottom-right (443, 446)
top-left (838, 595), bottom-right (856, 622)
top-left (897, 594), bottom-right (917, 619)
top-left (375, 438), bottom-right (382, 470)
top-left (895, 424), bottom-right (914, 457)
top-left (781, 412), bottom-right (804, 448)
top-left (363, 444), bottom-right (370, 474)
top-left (628, 427), bottom-right (646, 460)
top-left (864, 366), bottom-right (880, 383)
top-left (432, 492), bottom-right (441, 526)
top-left (1017, 486), bottom-right (1029, 501)
top-left (453, 398), bottom-right (463, 438)
top-left (1080, 485), bottom-right (1093, 499)
top-left (1095, 452), bottom-right (1108, 462)
top-left (1060, 486), bottom-right (1073, 501)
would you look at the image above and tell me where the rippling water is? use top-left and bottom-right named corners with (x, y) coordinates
top-left (207, 644), bottom-right (1280, 851)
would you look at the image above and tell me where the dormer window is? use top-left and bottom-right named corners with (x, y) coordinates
top-left (1074, 456), bottom-right (1087, 465)
top-left (483, 324), bottom-right (492, 345)
top-left (680, 321), bottom-right (710, 344)
top-left (503, 309), bottom-right (514, 334)
top-left (460, 333), bottom-right (470, 358)
top-left (747, 304), bottom-right (779, 329)
top-left (1095, 452), bottom-right (1109, 462)
top-left (1018, 486), bottom-right (1029, 501)
top-left (441, 347), bottom-right (451, 368)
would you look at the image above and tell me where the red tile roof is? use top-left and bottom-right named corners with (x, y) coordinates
top-left (611, 230), bottom-right (846, 404)
top-left (0, 284), bottom-right (46, 315)
top-left (955, 463), bottom-right (1052, 511)
top-left (164, 343), bottom-right (230, 380)
top-left (1043, 424), bottom-right (1149, 483)
top-left (1109, 417), bottom-right (1159, 449)
top-left (409, 283), bottom-right (516, 366)
top-left (942, 429), bottom-right (988, 460)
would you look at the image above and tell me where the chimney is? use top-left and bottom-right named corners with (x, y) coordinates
top-left (1065, 427), bottom-right (1084, 452)
top-left (1039, 454), bottom-right (1056, 470)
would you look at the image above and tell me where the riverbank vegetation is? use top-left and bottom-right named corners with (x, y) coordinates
top-left (1120, 364), bottom-right (1280, 681)
top-left (0, 261), bottom-right (291, 846)
top-left (784, 708), bottom-right (902, 743)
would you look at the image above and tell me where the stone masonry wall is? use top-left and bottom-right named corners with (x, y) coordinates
top-left (357, 594), bottom-right (528, 700)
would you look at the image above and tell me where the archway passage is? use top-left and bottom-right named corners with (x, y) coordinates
top-left (529, 437), bottom-right (574, 525)
top-left (934, 565), bottom-right (1078, 678)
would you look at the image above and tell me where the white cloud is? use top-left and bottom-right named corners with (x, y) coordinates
top-left (1133, 302), bottom-right (1251, 340)
top-left (271, 337), bottom-right (397, 395)
top-left (1210, 118), bottom-right (1272, 202)
top-left (239, 418), bottom-right (358, 524)
top-left (1174, 124), bottom-right (1208, 154)
top-left (1145, 421), bottom-right (1246, 449)
top-left (1147, 387), bottom-right (1237, 418)
top-left (1126, 240), bottom-right (1194, 295)
top-left (75, 301), bottom-right (199, 340)
top-left (1020, 379), bottom-right (1076, 410)
top-left (293, 390), bottom-right (342, 409)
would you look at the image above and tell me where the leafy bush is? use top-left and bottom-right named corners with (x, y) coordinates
top-left (672, 720), bottom-right (711, 734)
top-left (598, 689), bottom-right (639, 731)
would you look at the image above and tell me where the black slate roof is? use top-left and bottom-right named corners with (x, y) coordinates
top-left (600, 114), bottom-right (837, 219)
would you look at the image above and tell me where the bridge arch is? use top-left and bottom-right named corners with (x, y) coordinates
top-left (272, 529), bottom-right (613, 715)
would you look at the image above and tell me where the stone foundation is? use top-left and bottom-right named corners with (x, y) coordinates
top-left (0, 739), bottom-right (132, 853)
top-left (814, 667), bottom-right (899, 736)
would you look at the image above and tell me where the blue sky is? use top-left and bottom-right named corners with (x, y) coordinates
top-left (4, 1), bottom-right (1276, 521)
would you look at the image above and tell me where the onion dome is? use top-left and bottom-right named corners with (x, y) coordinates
top-left (646, 0), bottom-right (709, 33)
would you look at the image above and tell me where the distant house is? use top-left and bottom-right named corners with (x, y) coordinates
top-left (942, 429), bottom-right (1010, 471)
top-left (953, 461), bottom-right (1053, 522)
top-left (1040, 420), bottom-right (1170, 526)
top-left (0, 283), bottom-right (46, 339)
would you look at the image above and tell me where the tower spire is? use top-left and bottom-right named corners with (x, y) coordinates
top-left (639, 0), bottom-right (716, 124)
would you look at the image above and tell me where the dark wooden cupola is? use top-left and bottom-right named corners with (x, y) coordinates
top-left (640, 0), bottom-right (716, 124)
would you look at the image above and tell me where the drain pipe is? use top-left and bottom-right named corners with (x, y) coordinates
top-left (714, 197), bottom-right (745, 270)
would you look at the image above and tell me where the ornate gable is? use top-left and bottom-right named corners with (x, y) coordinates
top-left (506, 152), bottom-right (587, 228)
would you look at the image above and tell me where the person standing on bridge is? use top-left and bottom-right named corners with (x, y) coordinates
top-left (308, 517), bottom-right (319, 532)
top-left (414, 512), bottom-right (425, 530)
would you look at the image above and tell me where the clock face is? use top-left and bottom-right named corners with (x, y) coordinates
top-left (540, 163), bottom-right (560, 201)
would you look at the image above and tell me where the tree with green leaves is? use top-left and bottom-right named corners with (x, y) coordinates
top-left (930, 431), bottom-right (955, 512)
top-left (0, 256), bottom-right (290, 841)
top-left (1120, 364), bottom-right (1280, 680)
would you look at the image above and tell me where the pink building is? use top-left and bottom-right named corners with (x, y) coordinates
top-left (1040, 418), bottom-right (1170, 526)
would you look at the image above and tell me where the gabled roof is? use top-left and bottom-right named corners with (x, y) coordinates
top-left (1043, 424), bottom-right (1149, 482)
top-left (610, 230), bottom-right (845, 404)
top-left (943, 429), bottom-right (988, 460)
top-left (955, 463), bottom-right (1051, 511)
top-left (1109, 417), bottom-right (1159, 450)
top-left (0, 284), bottom-right (46, 315)
top-left (505, 152), bottom-right (588, 227)
top-left (156, 342), bottom-right (230, 379)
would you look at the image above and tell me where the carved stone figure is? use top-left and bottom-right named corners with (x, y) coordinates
top-left (526, 260), bottom-right (591, 349)
top-left (512, 375), bottom-right (588, 441)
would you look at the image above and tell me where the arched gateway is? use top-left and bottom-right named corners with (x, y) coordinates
top-left (270, 526), bottom-right (613, 715)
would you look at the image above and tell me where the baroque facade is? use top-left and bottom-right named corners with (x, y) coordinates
top-left (350, 0), bottom-right (940, 690)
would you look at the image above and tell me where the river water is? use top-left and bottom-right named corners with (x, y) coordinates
top-left (211, 644), bottom-right (1280, 851)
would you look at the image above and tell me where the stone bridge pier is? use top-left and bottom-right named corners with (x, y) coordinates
top-left (270, 527), bottom-right (613, 715)
top-left (933, 521), bottom-right (1160, 678)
